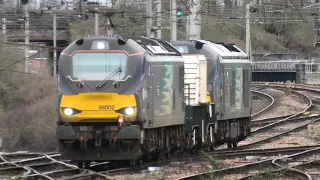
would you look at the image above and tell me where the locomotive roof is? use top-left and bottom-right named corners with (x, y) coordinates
top-left (75, 35), bottom-right (181, 56)
top-left (131, 36), bottom-right (181, 56)
top-left (170, 40), bottom-right (248, 59)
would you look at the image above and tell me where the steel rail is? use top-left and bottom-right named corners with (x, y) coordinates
top-left (238, 160), bottom-right (320, 180)
top-left (251, 114), bottom-right (292, 125)
top-left (0, 152), bottom-right (51, 179)
top-left (0, 152), bottom-right (95, 180)
top-left (59, 84), bottom-right (318, 179)
top-left (250, 115), bottom-right (319, 127)
top-left (251, 114), bottom-right (319, 135)
top-left (239, 159), bottom-right (320, 180)
top-left (103, 145), bottom-right (320, 179)
top-left (62, 84), bottom-right (317, 179)
top-left (43, 154), bottom-right (114, 179)
top-left (238, 117), bottom-right (320, 150)
top-left (239, 166), bottom-right (313, 180)
top-left (210, 145), bottom-right (320, 158)
top-left (270, 148), bottom-right (320, 180)
top-left (177, 147), bottom-right (320, 180)
top-left (252, 82), bottom-right (320, 93)
top-left (251, 90), bottom-right (275, 118)
top-left (250, 90), bottom-right (313, 134)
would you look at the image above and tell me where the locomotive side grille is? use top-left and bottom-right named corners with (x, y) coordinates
top-left (182, 55), bottom-right (208, 106)
top-left (184, 58), bottom-right (198, 105)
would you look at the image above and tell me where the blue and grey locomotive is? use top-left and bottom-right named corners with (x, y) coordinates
top-left (56, 36), bottom-right (186, 167)
top-left (170, 40), bottom-right (252, 148)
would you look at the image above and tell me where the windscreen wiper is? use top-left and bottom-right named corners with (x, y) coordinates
top-left (95, 67), bottom-right (122, 89)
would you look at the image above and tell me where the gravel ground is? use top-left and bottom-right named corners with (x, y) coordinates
top-left (240, 119), bottom-right (313, 149)
top-left (253, 88), bottom-right (309, 120)
top-left (295, 90), bottom-right (320, 99)
top-left (217, 119), bottom-right (314, 150)
top-left (222, 153), bottom-right (320, 180)
top-left (112, 161), bottom-right (216, 180)
top-left (217, 170), bottom-right (261, 180)
top-left (295, 90), bottom-right (320, 114)
top-left (257, 129), bottom-right (319, 149)
top-left (278, 154), bottom-right (320, 168)
top-left (110, 147), bottom-right (320, 180)
top-left (290, 154), bottom-right (320, 180)
top-left (251, 92), bottom-right (272, 116)
top-left (111, 154), bottom-right (294, 180)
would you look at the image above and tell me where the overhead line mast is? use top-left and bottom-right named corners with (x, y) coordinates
top-left (21, 0), bottom-right (29, 73)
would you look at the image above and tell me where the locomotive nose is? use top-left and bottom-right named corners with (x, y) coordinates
top-left (59, 93), bottom-right (137, 122)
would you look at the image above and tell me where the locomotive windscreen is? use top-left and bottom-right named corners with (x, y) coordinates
top-left (173, 45), bottom-right (189, 54)
top-left (72, 52), bottom-right (127, 81)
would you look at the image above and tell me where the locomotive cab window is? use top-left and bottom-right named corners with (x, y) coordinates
top-left (173, 45), bottom-right (189, 54)
top-left (72, 52), bottom-right (127, 81)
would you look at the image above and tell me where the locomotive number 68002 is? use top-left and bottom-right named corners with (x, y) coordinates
top-left (98, 105), bottom-right (114, 110)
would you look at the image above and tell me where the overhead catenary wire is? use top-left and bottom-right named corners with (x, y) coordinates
top-left (0, 49), bottom-right (51, 70)
top-left (0, 41), bottom-right (71, 70)
top-left (0, 0), bottom-right (318, 76)
top-left (1, 69), bottom-right (37, 75)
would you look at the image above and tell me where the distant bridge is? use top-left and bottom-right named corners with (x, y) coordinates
top-left (251, 60), bottom-right (320, 85)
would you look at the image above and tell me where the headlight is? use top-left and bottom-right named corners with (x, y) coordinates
top-left (63, 108), bottom-right (74, 116)
top-left (115, 107), bottom-right (135, 116)
top-left (124, 107), bottom-right (134, 115)
top-left (97, 42), bottom-right (105, 49)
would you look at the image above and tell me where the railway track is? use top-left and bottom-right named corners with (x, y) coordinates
top-left (1, 82), bottom-right (319, 179)
top-left (239, 90), bottom-right (315, 148)
top-left (177, 147), bottom-right (320, 180)
top-left (250, 85), bottom-right (310, 128)
top-left (251, 90), bottom-right (275, 118)
top-left (251, 115), bottom-right (292, 128)
top-left (184, 84), bottom-right (320, 179)
top-left (70, 84), bottom-right (320, 179)
top-left (0, 152), bottom-right (114, 180)
top-left (240, 146), bottom-right (320, 180)
top-left (177, 84), bottom-right (319, 179)
top-left (1, 144), bottom-right (318, 180)
top-left (102, 144), bottom-right (320, 179)
top-left (210, 145), bottom-right (320, 158)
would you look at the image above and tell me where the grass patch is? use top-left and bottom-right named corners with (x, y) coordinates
top-left (248, 170), bottom-right (285, 180)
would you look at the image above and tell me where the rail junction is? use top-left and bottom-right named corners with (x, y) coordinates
top-left (0, 83), bottom-right (319, 180)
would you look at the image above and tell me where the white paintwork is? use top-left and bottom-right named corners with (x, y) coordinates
top-left (183, 54), bottom-right (208, 106)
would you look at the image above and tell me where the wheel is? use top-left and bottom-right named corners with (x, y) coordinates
top-left (138, 159), bottom-right (143, 167)
top-left (207, 145), bottom-right (214, 152)
top-left (117, 160), bottom-right (130, 167)
top-left (208, 126), bottom-right (215, 151)
top-left (232, 142), bottom-right (238, 148)
top-left (131, 159), bottom-right (142, 167)
top-left (84, 161), bottom-right (91, 169)
top-left (166, 152), bottom-right (171, 160)
top-left (192, 129), bottom-right (196, 146)
top-left (77, 161), bottom-right (83, 168)
top-left (158, 153), bottom-right (168, 162)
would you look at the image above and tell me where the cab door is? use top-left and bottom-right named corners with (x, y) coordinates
top-left (146, 63), bottom-right (154, 127)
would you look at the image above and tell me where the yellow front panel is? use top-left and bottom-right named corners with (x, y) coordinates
top-left (60, 93), bottom-right (137, 123)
